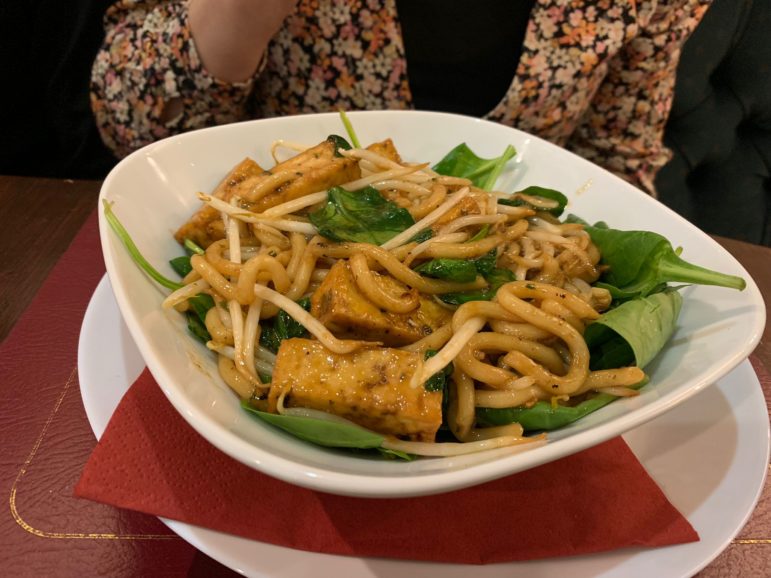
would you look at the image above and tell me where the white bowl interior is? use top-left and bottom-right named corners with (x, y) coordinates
top-left (98, 111), bottom-right (766, 497)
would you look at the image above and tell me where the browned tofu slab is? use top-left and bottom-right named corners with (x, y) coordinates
top-left (244, 140), bottom-right (360, 213)
top-left (173, 139), bottom-right (360, 248)
top-left (269, 338), bottom-right (442, 441)
top-left (311, 260), bottom-right (451, 346)
top-left (432, 196), bottom-right (481, 232)
top-left (367, 138), bottom-right (402, 163)
top-left (174, 157), bottom-right (264, 247)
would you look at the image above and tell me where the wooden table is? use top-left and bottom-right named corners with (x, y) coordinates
top-left (1, 175), bottom-right (769, 576)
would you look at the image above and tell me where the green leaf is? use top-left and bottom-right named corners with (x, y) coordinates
top-left (104, 200), bottom-right (214, 342)
top-left (185, 311), bottom-right (211, 344)
top-left (415, 258), bottom-right (478, 282)
top-left (477, 394), bottom-right (617, 431)
top-left (467, 224), bottom-right (490, 243)
top-left (169, 256), bottom-right (193, 278)
top-left (433, 143), bottom-right (517, 190)
top-left (585, 290), bottom-right (683, 370)
top-left (188, 293), bottom-right (215, 322)
top-left (243, 403), bottom-right (385, 449)
top-left (326, 134), bottom-right (352, 157)
top-left (565, 213), bottom-right (588, 226)
top-left (472, 249), bottom-right (497, 277)
top-left (409, 228), bottom-right (434, 243)
top-left (170, 237), bottom-right (207, 280)
top-left (498, 186), bottom-right (568, 217)
top-left (584, 225), bottom-right (746, 299)
top-left (476, 377), bottom-right (648, 431)
top-left (184, 293), bottom-right (214, 343)
top-left (586, 334), bottom-right (635, 372)
top-left (377, 447), bottom-right (416, 461)
top-left (439, 267), bottom-right (515, 305)
top-left (309, 186), bottom-right (415, 245)
top-left (417, 249), bottom-right (497, 293)
top-left (259, 297), bottom-right (311, 353)
top-left (423, 349), bottom-right (453, 393)
top-left (102, 199), bottom-right (182, 291)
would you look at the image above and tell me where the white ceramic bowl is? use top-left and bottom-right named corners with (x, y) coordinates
top-left (97, 110), bottom-right (765, 498)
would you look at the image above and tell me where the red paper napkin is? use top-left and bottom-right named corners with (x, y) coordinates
top-left (74, 369), bottom-right (698, 564)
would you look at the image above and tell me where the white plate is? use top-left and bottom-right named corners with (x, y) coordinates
top-left (79, 276), bottom-right (769, 578)
top-left (97, 110), bottom-right (766, 497)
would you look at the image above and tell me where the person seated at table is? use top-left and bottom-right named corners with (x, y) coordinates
top-left (90, 0), bottom-right (711, 195)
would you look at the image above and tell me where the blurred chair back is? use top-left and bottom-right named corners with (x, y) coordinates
top-left (655, 0), bottom-right (770, 246)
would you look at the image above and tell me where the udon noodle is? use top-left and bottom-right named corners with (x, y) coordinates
top-left (165, 135), bottom-right (645, 457)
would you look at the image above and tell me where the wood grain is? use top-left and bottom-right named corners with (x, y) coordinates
top-left (717, 237), bottom-right (771, 375)
top-left (0, 177), bottom-right (100, 342)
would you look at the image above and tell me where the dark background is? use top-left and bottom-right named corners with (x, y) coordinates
top-left (0, 0), bottom-right (117, 179)
top-left (655, 0), bottom-right (771, 246)
top-left (1, 0), bottom-right (768, 245)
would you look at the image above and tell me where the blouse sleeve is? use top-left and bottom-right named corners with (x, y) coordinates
top-left (90, 0), bottom-right (257, 158)
top-left (565, 0), bottom-right (712, 195)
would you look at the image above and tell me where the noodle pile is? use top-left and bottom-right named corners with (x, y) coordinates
top-left (164, 136), bottom-right (645, 457)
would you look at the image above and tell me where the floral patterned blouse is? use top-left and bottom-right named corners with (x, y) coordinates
top-left (90, 0), bottom-right (712, 194)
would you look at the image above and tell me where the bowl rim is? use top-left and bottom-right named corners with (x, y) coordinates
top-left (97, 110), bottom-right (767, 497)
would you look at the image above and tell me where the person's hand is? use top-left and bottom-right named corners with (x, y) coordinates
top-left (190, 0), bottom-right (298, 82)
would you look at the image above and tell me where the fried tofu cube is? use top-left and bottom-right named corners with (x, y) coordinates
top-left (174, 157), bottom-right (265, 247)
top-left (269, 338), bottom-right (442, 441)
top-left (311, 260), bottom-right (451, 346)
top-left (244, 139), bottom-right (360, 213)
top-left (432, 196), bottom-right (481, 232)
top-left (174, 139), bottom-right (361, 248)
top-left (174, 138), bottom-right (409, 249)
top-left (366, 138), bottom-right (402, 163)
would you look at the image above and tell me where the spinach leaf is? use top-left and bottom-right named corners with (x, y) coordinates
top-left (415, 258), bottom-right (478, 282)
top-left (424, 349), bottom-right (453, 393)
top-left (499, 186), bottom-right (568, 217)
top-left (104, 200), bottom-right (231, 348)
top-left (169, 256), bottom-right (193, 277)
top-left (169, 238), bottom-right (205, 278)
top-left (477, 393), bottom-right (618, 432)
top-left (476, 377), bottom-right (648, 432)
top-left (309, 186), bottom-right (415, 245)
top-left (185, 311), bottom-right (211, 344)
top-left (417, 249), bottom-right (497, 289)
top-left (418, 249), bottom-right (500, 299)
top-left (409, 228), bottom-right (434, 243)
top-left (184, 293), bottom-right (215, 343)
top-left (326, 134), bottom-right (352, 157)
top-left (188, 293), bottom-right (215, 321)
top-left (424, 350), bottom-right (453, 434)
top-left (467, 224), bottom-right (490, 243)
top-left (472, 249), bottom-right (497, 277)
top-left (377, 447), bottom-right (416, 461)
top-left (583, 224), bottom-right (746, 299)
top-left (103, 200), bottom-right (216, 344)
top-left (243, 403), bottom-right (385, 448)
top-left (585, 290), bottom-right (683, 370)
top-left (439, 267), bottom-right (515, 305)
top-left (433, 143), bottom-right (517, 190)
top-left (103, 200), bottom-right (182, 291)
top-left (565, 214), bottom-right (609, 230)
top-left (259, 297), bottom-right (311, 353)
